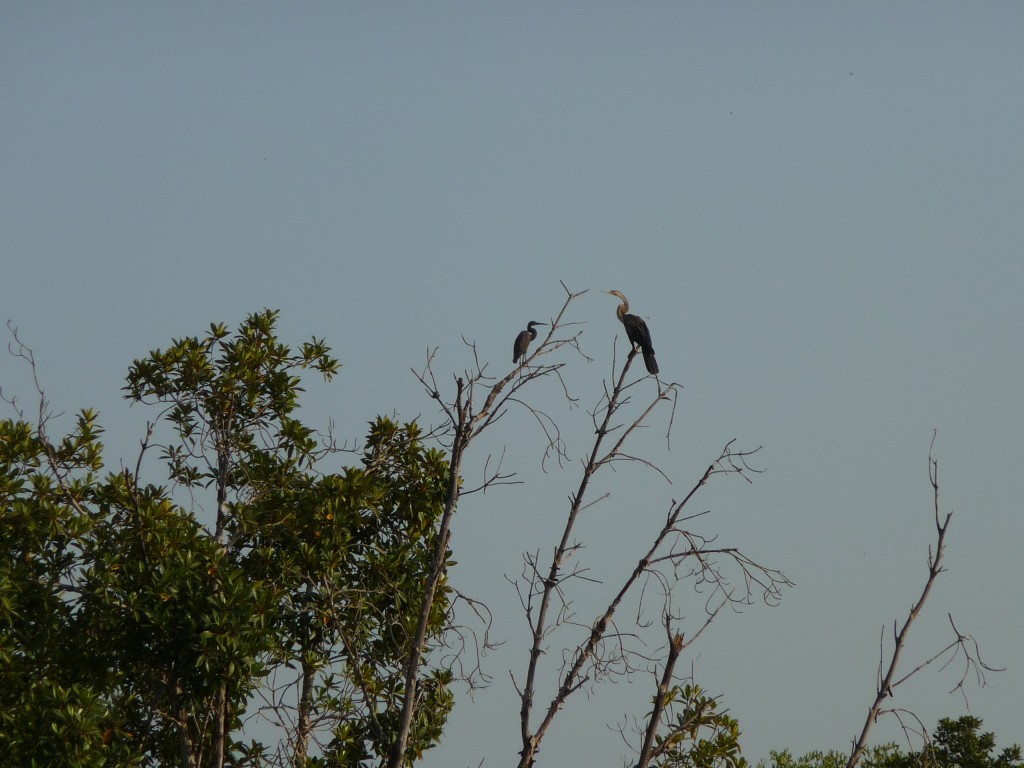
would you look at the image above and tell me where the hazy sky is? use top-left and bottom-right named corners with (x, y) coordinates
top-left (3, 4), bottom-right (1023, 765)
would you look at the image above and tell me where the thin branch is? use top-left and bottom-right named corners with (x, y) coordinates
top-left (516, 338), bottom-right (783, 766)
top-left (388, 285), bottom-right (588, 768)
top-left (637, 625), bottom-right (684, 768)
top-left (846, 434), bottom-right (998, 768)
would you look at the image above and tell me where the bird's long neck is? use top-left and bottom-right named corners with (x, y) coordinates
top-left (616, 300), bottom-right (629, 320)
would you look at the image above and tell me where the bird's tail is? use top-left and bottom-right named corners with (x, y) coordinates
top-left (643, 350), bottom-right (659, 375)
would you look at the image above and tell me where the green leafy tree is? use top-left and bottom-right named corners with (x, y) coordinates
top-left (0, 411), bottom-right (127, 767)
top-left (762, 750), bottom-right (873, 768)
top-left (651, 684), bottom-right (747, 768)
top-left (239, 416), bottom-right (455, 766)
top-left (867, 717), bottom-right (1022, 768)
top-left (760, 717), bottom-right (1021, 768)
top-left (0, 311), bottom-right (455, 767)
top-left (925, 716), bottom-right (1022, 768)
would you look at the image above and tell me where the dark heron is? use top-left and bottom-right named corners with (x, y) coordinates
top-left (606, 290), bottom-right (659, 375)
top-left (513, 321), bottom-right (546, 364)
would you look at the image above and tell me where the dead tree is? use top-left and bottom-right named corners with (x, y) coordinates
top-left (387, 283), bottom-right (588, 768)
top-left (845, 434), bottom-right (1001, 768)
top-left (512, 336), bottom-right (791, 768)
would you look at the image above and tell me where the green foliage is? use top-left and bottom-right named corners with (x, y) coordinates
top-left (655, 685), bottom-right (747, 768)
top-left (123, 309), bottom-right (339, 516)
top-left (926, 717), bottom-right (1022, 768)
top-left (759, 749), bottom-right (857, 768)
top-left (1, 311), bottom-right (453, 767)
top-left (0, 413), bottom-right (129, 767)
top-left (760, 717), bottom-right (1022, 768)
top-left (863, 717), bottom-right (1023, 768)
top-left (240, 416), bottom-right (455, 765)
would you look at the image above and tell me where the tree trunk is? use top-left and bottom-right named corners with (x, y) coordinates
top-left (212, 682), bottom-right (227, 768)
top-left (388, 423), bottom-right (466, 768)
top-left (294, 660), bottom-right (316, 765)
top-left (176, 701), bottom-right (197, 768)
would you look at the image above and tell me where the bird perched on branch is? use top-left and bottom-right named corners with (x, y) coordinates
top-left (606, 290), bottom-right (659, 375)
top-left (513, 321), bottom-right (546, 364)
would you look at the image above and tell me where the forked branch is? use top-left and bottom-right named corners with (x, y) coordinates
top-left (388, 285), bottom-right (587, 768)
top-left (845, 434), bottom-right (1000, 768)
top-left (515, 344), bottom-right (787, 768)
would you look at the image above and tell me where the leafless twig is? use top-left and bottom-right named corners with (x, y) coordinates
top-left (388, 284), bottom-right (588, 768)
top-left (846, 433), bottom-right (1001, 768)
top-left (514, 338), bottom-right (788, 768)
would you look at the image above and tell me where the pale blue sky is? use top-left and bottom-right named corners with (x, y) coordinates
top-left (3, 3), bottom-right (1023, 765)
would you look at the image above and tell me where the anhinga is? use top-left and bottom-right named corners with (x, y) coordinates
top-left (606, 290), bottom-right (659, 375)
top-left (513, 321), bottom-right (546, 364)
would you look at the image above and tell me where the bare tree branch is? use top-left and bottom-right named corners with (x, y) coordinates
top-left (514, 339), bottom-right (788, 768)
top-left (637, 625), bottom-right (684, 768)
top-left (388, 285), bottom-right (589, 768)
top-left (846, 433), bottom-right (1000, 768)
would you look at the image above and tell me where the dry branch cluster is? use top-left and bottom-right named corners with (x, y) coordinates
top-left (403, 286), bottom-right (793, 768)
top-left (844, 436), bottom-right (1002, 768)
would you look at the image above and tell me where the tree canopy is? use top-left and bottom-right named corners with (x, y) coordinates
top-left (1, 310), bottom-right (454, 767)
top-left (760, 717), bottom-right (1021, 768)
